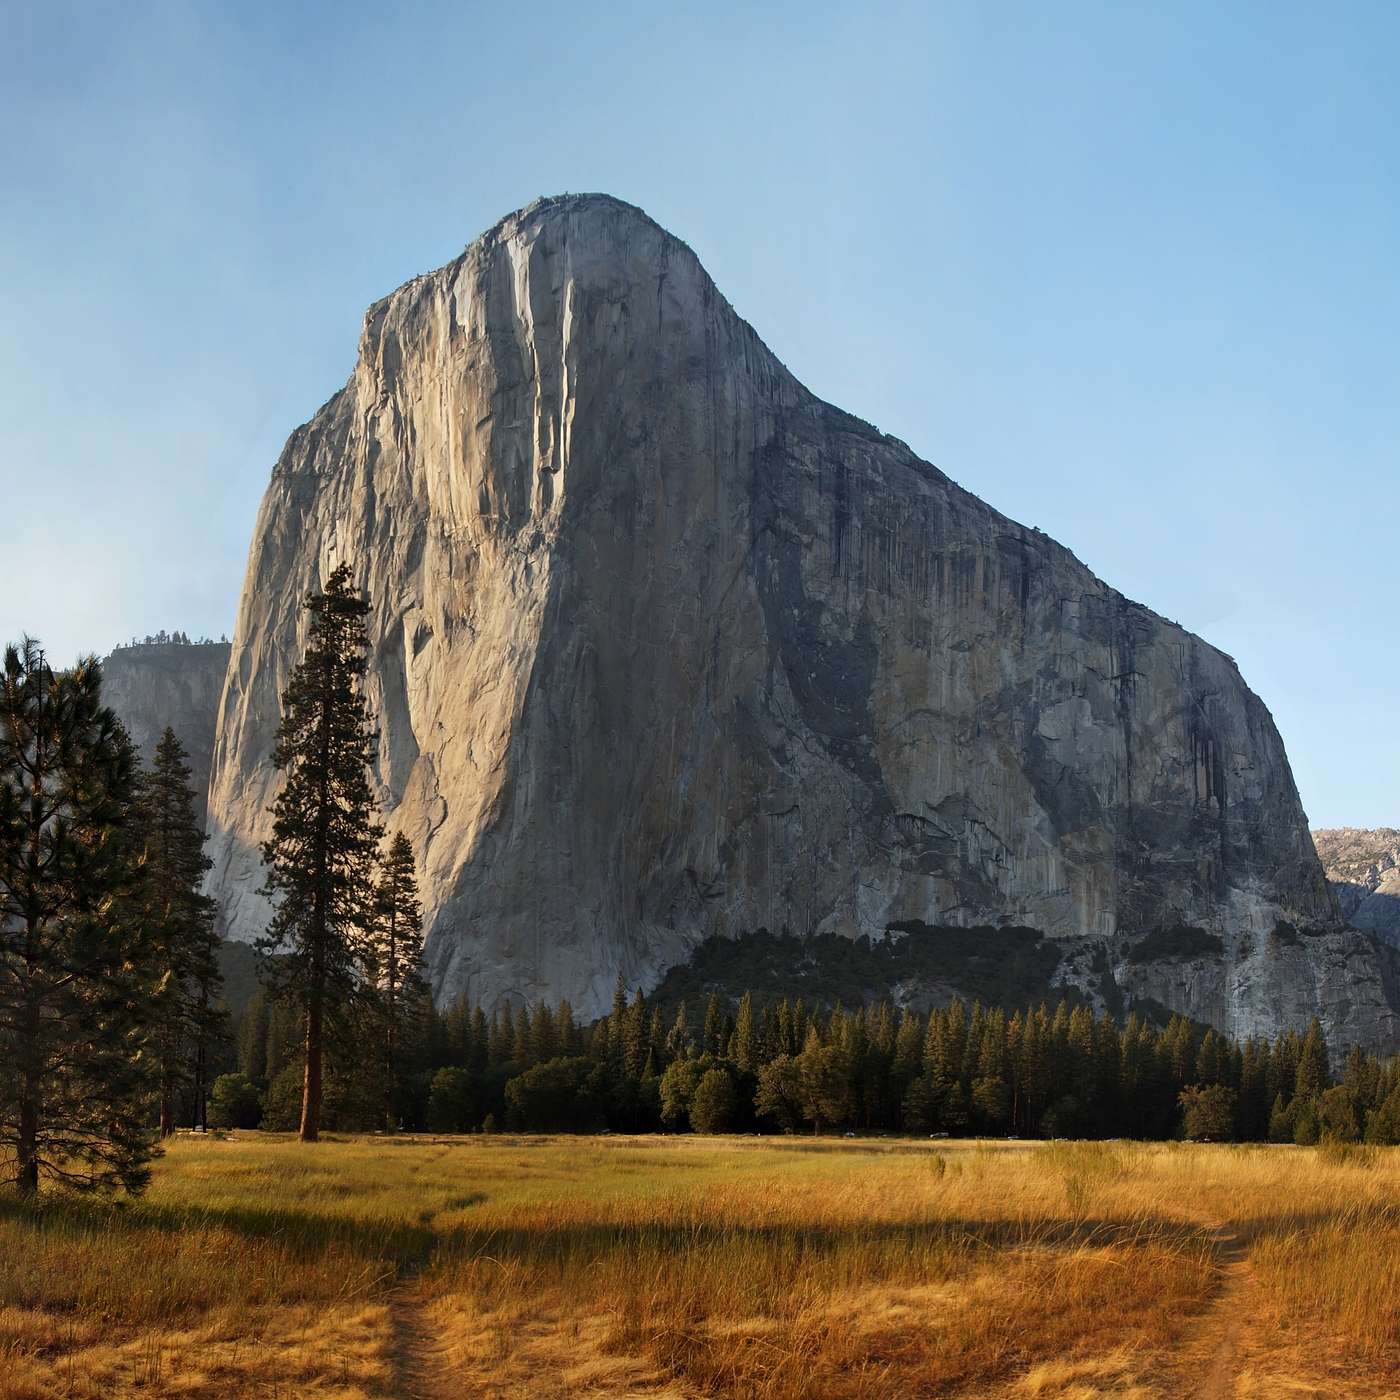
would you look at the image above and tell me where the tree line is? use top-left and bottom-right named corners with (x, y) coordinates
top-left (215, 969), bottom-right (1400, 1145)
top-left (112, 630), bottom-right (229, 650)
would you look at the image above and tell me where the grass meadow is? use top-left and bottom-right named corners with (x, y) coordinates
top-left (2, 1134), bottom-right (1399, 1398)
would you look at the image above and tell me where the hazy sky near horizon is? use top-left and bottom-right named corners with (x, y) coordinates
top-left (2, 1), bottom-right (1396, 827)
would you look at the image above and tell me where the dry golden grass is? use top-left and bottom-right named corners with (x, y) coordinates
top-left (2, 1134), bottom-right (1399, 1397)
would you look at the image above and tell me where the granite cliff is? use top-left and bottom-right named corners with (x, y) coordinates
top-left (202, 193), bottom-right (1396, 1047)
top-left (1313, 828), bottom-right (1400, 948)
top-left (103, 640), bottom-right (231, 827)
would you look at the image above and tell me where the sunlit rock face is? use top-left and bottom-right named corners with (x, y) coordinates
top-left (205, 193), bottom-right (1374, 1039)
top-left (1314, 828), bottom-right (1400, 947)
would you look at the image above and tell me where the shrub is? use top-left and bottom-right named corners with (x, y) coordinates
top-left (504, 1057), bottom-right (606, 1133)
top-left (1179, 1084), bottom-right (1237, 1141)
top-left (207, 1072), bottom-right (262, 1129)
top-left (690, 1067), bottom-right (739, 1134)
top-left (427, 1067), bottom-right (476, 1133)
top-left (659, 1055), bottom-right (714, 1129)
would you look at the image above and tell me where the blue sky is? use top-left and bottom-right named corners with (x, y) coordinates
top-left (2, 1), bottom-right (1396, 827)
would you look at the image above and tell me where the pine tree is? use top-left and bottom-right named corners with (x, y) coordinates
top-left (1237, 1038), bottom-right (1269, 1141)
top-left (591, 1014), bottom-right (612, 1065)
top-left (731, 991), bottom-right (759, 1072)
top-left (797, 1024), bottom-right (851, 1134)
top-left (238, 987), bottom-right (271, 1085)
top-left (365, 832), bottom-right (424, 1130)
top-left (512, 1003), bottom-right (533, 1067)
top-left (622, 988), bottom-right (648, 1079)
top-left (1270, 1030), bottom-right (1301, 1104)
top-left (134, 728), bottom-right (224, 1136)
top-left (531, 1001), bottom-right (558, 1064)
top-left (1195, 1029), bottom-right (1230, 1088)
top-left (488, 1006), bottom-right (509, 1065)
top-left (470, 1006), bottom-right (489, 1072)
top-left (556, 999), bottom-right (577, 1058)
top-left (258, 564), bottom-right (384, 1142)
top-left (666, 1003), bottom-right (692, 1059)
top-left (0, 641), bottom-right (154, 1194)
top-left (1295, 1017), bottom-right (1330, 1102)
top-left (1093, 1011), bottom-right (1123, 1130)
top-left (703, 993), bottom-right (724, 1056)
top-left (892, 1009), bottom-right (924, 1094)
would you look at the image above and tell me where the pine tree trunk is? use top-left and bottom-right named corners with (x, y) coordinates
top-left (191, 1030), bottom-right (206, 1131)
top-left (384, 1031), bottom-right (395, 1134)
top-left (18, 719), bottom-right (44, 1196)
top-left (384, 929), bottom-right (397, 1133)
top-left (16, 1091), bottom-right (39, 1197)
top-left (301, 994), bottom-right (322, 1142)
top-left (299, 657), bottom-right (332, 1146)
top-left (16, 986), bottom-right (41, 1195)
top-left (160, 1079), bottom-right (175, 1138)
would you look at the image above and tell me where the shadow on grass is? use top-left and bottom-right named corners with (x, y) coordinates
top-left (0, 1191), bottom-right (439, 1270)
top-left (0, 1188), bottom-right (1241, 1281)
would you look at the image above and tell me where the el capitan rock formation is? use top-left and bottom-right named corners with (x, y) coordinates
top-left (201, 193), bottom-right (1396, 1045)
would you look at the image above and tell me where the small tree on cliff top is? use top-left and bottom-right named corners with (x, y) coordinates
top-left (258, 564), bottom-right (382, 1142)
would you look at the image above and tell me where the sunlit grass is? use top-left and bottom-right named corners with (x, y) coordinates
top-left (1, 1134), bottom-right (1398, 1396)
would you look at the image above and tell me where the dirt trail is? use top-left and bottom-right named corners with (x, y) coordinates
top-left (387, 1279), bottom-right (459, 1400)
top-left (1192, 1220), bottom-right (1256, 1400)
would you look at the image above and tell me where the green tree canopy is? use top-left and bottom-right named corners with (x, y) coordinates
top-left (689, 1066), bottom-right (738, 1134)
top-left (0, 640), bottom-right (154, 1195)
top-left (135, 728), bottom-right (224, 1135)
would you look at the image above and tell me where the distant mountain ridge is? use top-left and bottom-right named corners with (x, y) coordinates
top-left (1314, 828), bottom-right (1400, 948)
top-left (101, 639), bottom-right (230, 827)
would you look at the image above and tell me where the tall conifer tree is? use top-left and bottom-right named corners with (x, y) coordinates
top-left (730, 991), bottom-right (758, 1072)
top-left (258, 565), bottom-right (383, 1142)
top-left (365, 831), bottom-right (425, 1130)
top-left (0, 641), bottom-right (153, 1194)
top-left (622, 988), bottom-right (649, 1079)
top-left (135, 728), bottom-right (223, 1136)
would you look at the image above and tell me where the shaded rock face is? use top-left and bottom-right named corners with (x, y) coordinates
top-left (1313, 829), bottom-right (1400, 948)
top-left (103, 642), bottom-right (231, 827)
top-left (206, 192), bottom-right (1375, 1041)
top-left (1093, 925), bottom-right (1400, 1057)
